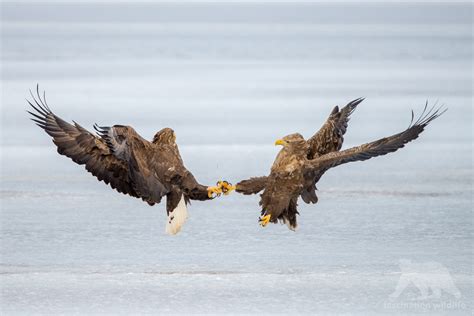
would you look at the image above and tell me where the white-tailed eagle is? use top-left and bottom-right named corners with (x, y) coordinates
top-left (28, 86), bottom-right (233, 235)
top-left (234, 98), bottom-right (445, 230)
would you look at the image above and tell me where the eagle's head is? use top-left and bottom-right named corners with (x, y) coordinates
top-left (274, 133), bottom-right (308, 156)
top-left (153, 127), bottom-right (176, 145)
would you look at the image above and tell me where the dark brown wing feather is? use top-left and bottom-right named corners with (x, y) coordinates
top-left (302, 98), bottom-right (363, 203)
top-left (27, 87), bottom-right (140, 199)
top-left (306, 103), bottom-right (446, 174)
top-left (94, 124), bottom-right (169, 204)
top-left (235, 176), bottom-right (268, 195)
top-left (96, 120), bottom-right (207, 203)
top-left (307, 97), bottom-right (364, 159)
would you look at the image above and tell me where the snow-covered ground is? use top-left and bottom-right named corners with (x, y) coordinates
top-left (1, 3), bottom-right (472, 315)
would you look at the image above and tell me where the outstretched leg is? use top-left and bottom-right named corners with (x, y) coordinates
top-left (181, 173), bottom-right (234, 200)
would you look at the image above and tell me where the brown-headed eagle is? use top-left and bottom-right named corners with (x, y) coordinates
top-left (27, 86), bottom-right (232, 235)
top-left (234, 98), bottom-right (445, 230)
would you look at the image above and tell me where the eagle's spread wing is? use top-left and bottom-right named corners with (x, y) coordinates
top-left (28, 88), bottom-right (139, 198)
top-left (235, 176), bottom-right (268, 195)
top-left (27, 87), bottom-right (168, 205)
top-left (302, 98), bottom-right (363, 204)
top-left (305, 103), bottom-right (446, 175)
top-left (307, 97), bottom-right (364, 159)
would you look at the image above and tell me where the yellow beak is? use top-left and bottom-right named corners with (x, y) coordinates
top-left (275, 139), bottom-right (287, 146)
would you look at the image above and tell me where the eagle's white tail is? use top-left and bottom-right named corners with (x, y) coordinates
top-left (165, 195), bottom-right (188, 235)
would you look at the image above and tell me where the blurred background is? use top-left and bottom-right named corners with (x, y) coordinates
top-left (1, 1), bottom-right (472, 314)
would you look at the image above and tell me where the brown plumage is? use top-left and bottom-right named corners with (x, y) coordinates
top-left (235, 98), bottom-right (446, 231)
top-left (27, 86), bottom-right (226, 235)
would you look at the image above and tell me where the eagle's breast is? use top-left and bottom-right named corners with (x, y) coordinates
top-left (283, 158), bottom-right (301, 173)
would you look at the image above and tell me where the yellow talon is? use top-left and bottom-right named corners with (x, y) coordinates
top-left (259, 214), bottom-right (271, 227)
top-left (218, 181), bottom-right (236, 195)
top-left (207, 185), bottom-right (222, 198)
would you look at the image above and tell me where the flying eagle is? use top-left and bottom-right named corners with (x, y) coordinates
top-left (234, 98), bottom-right (445, 230)
top-left (27, 87), bottom-right (232, 235)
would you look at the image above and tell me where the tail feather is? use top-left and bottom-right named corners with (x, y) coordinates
top-left (277, 198), bottom-right (299, 231)
top-left (165, 195), bottom-right (188, 235)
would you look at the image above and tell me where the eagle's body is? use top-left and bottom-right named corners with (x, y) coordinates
top-left (259, 135), bottom-right (308, 228)
top-left (28, 87), bottom-right (225, 235)
top-left (236, 98), bottom-right (445, 230)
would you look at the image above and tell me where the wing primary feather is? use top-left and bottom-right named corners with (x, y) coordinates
top-left (42, 90), bottom-right (52, 112)
top-left (93, 124), bottom-right (110, 132)
top-left (36, 84), bottom-right (46, 108)
top-left (29, 89), bottom-right (43, 110)
top-left (348, 97), bottom-right (365, 110)
top-left (29, 85), bottom-right (52, 113)
top-left (26, 110), bottom-right (45, 121)
top-left (93, 124), bottom-right (101, 134)
top-left (414, 101), bottom-right (429, 126)
top-left (27, 99), bottom-right (49, 117)
top-left (414, 102), bottom-right (446, 127)
top-left (408, 110), bottom-right (415, 128)
top-left (29, 89), bottom-right (50, 115)
top-left (30, 118), bottom-right (47, 126)
top-left (34, 123), bottom-right (46, 129)
top-left (36, 84), bottom-right (49, 111)
top-left (419, 101), bottom-right (436, 123)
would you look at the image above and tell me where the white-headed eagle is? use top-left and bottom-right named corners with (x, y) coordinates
top-left (27, 86), bottom-right (233, 235)
top-left (234, 98), bottom-right (446, 230)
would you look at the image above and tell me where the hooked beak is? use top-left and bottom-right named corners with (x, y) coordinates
top-left (275, 139), bottom-right (287, 146)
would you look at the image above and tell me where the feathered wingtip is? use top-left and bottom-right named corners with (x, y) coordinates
top-left (340, 97), bottom-right (364, 119)
top-left (26, 84), bottom-right (53, 128)
top-left (93, 123), bottom-right (115, 152)
top-left (347, 97), bottom-right (365, 109)
top-left (93, 123), bottom-right (110, 136)
top-left (408, 100), bottom-right (447, 129)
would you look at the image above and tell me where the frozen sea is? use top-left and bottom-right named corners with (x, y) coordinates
top-left (1, 2), bottom-right (472, 315)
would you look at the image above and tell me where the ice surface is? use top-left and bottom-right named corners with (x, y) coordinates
top-left (1, 2), bottom-right (472, 315)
